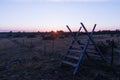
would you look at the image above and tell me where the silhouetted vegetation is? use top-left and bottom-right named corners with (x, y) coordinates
top-left (94, 29), bottom-right (120, 35)
top-left (0, 29), bottom-right (119, 39)
top-left (41, 31), bottom-right (56, 40)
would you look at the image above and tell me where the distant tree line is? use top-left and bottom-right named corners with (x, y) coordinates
top-left (94, 29), bottom-right (120, 35)
top-left (0, 29), bottom-right (119, 38)
top-left (72, 29), bottom-right (120, 36)
top-left (7, 31), bottom-right (40, 38)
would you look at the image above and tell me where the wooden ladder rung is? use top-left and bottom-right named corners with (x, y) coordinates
top-left (62, 61), bottom-right (77, 67)
top-left (71, 47), bottom-right (81, 50)
top-left (79, 43), bottom-right (85, 45)
top-left (70, 49), bottom-right (82, 53)
top-left (87, 47), bottom-right (95, 50)
top-left (66, 55), bottom-right (79, 60)
top-left (89, 43), bottom-right (93, 45)
top-left (87, 51), bottom-right (98, 54)
top-left (88, 54), bottom-right (100, 57)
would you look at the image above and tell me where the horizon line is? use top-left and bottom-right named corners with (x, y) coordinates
top-left (0, 29), bottom-right (119, 33)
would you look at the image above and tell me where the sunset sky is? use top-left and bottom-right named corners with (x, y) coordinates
top-left (0, 0), bottom-right (120, 32)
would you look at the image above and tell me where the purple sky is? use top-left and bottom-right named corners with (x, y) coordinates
top-left (0, 0), bottom-right (120, 32)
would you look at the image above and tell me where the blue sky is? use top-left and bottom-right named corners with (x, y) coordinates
top-left (0, 0), bottom-right (120, 32)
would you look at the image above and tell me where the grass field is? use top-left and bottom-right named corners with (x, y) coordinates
top-left (0, 34), bottom-right (120, 80)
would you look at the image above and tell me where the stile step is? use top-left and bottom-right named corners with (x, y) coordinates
top-left (71, 47), bottom-right (84, 50)
top-left (62, 61), bottom-right (77, 67)
top-left (71, 47), bottom-right (81, 50)
top-left (66, 55), bottom-right (79, 60)
top-left (89, 43), bottom-right (94, 45)
top-left (88, 54), bottom-right (100, 57)
top-left (70, 49), bottom-right (82, 53)
top-left (87, 47), bottom-right (95, 50)
top-left (87, 51), bottom-right (98, 54)
top-left (88, 54), bottom-right (111, 60)
top-left (79, 43), bottom-right (85, 45)
top-left (80, 43), bottom-right (93, 45)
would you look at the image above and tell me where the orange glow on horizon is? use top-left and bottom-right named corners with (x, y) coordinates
top-left (52, 30), bottom-right (58, 35)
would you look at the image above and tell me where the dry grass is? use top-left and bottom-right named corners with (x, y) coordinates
top-left (0, 34), bottom-right (119, 80)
